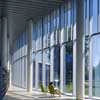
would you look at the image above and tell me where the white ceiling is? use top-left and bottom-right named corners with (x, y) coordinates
top-left (0, 0), bottom-right (64, 46)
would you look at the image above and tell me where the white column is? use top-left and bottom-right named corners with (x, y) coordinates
top-left (89, 37), bottom-right (93, 97)
top-left (35, 61), bottom-right (39, 89)
top-left (73, 24), bottom-right (76, 96)
top-left (27, 20), bottom-right (33, 92)
top-left (73, 0), bottom-right (76, 96)
top-left (7, 37), bottom-right (12, 90)
top-left (2, 17), bottom-right (8, 68)
top-left (6, 35), bottom-right (11, 89)
top-left (76, 0), bottom-right (85, 99)
top-left (50, 48), bottom-right (54, 82)
top-left (60, 45), bottom-right (65, 92)
top-left (8, 56), bottom-right (12, 90)
top-left (89, 3), bottom-right (93, 97)
top-left (42, 52), bottom-right (46, 86)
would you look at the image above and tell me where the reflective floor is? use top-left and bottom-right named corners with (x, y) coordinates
top-left (3, 86), bottom-right (92, 100)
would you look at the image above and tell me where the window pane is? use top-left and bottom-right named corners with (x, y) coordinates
top-left (46, 65), bottom-right (50, 86)
top-left (33, 61), bottom-right (35, 87)
top-left (85, 36), bottom-right (89, 95)
top-left (63, 42), bottom-right (73, 93)
top-left (92, 35), bottom-right (100, 97)
top-left (54, 46), bottom-right (60, 88)
top-left (38, 63), bottom-right (43, 85)
top-left (93, 0), bottom-right (98, 33)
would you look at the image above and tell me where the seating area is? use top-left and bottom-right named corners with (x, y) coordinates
top-left (40, 82), bottom-right (61, 96)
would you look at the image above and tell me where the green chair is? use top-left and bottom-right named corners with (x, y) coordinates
top-left (48, 84), bottom-right (61, 96)
top-left (48, 84), bottom-right (55, 96)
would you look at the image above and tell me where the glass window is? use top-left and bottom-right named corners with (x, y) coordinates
top-left (93, 0), bottom-right (98, 33)
top-left (43, 17), bottom-right (48, 48)
top-left (50, 12), bottom-right (55, 46)
top-left (55, 9), bottom-right (60, 44)
top-left (53, 46), bottom-right (60, 88)
top-left (61, 5), bottom-right (65, 29)
top-left (56, 9), bottom-right (60, 29)
top-left (84, 0), bottom-right (90, 35)
top-left (47, 15), bottom-right (51, 46)
top-left (33, 61), bottom-right (35, 87)
top-left (92, 34), bottom-right (100, 97)
top-left (54, 10), bottom-right (57, 30)
top-left (89, 0), bottom-right (93, 34)
top-left (43, 49), bottom-right (50, 64)
top-left (68, 2), bottom-right (72, 41)
top-left (38, 63), bottom-right (43, 85)
top-left (85, 36), bottom-right (89, 95)
top-left (11, 32), bottom-right (27, 88)
top-left (68, 2), bottom-right (71, 28)
top-left (46, 65), bottom-right (50, 86)
top-left (63, 42), bottom-right (73, 93)
top-left (85, 0), bottom-right (87, 19)
top-left (89, 0), bottom-right (93, 19)
top-left (65, 3), bottom-right (68, 27)
top-left (98, 0), bottom-right (100, 15)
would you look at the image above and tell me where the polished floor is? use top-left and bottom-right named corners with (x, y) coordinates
top-left (3, 86), bottom-right (93, 100)
top-left (3, 86), bottom-right (75, 100)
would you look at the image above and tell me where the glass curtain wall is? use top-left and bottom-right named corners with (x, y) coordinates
top-left (11, 0), bottom-right (76, 94)
top-left (92, 35), bottom-right (100, 97)
top-left (31, 0), bottom-right (74, 93)
top-left (60, 1), bottom-right (73, 93)
top-left (43, 16), bottom-right (50, 87)
top-left (11, 32), bottom-right (27, 88)
top-left (50, 9), bottom-right (60, 88)
top-left (84, 0), bottom-right (100, 97)
top-left (11, 0), bottom-right (100, 97)
top-left (36, 20), bottom-right (43, 88)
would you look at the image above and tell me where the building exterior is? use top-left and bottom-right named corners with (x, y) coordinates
top-left (0, 0), bottom-right (100, 99)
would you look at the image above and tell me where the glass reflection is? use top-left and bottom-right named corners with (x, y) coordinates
top-left (85, 36), bottom-right (89, 95)
top-left (64, 42), bottom-right (73, 93)
top-left (12, 32), bottom-right (27, 88)
top-left (38, 63), bottom-right (43, 85)
top-left (54, 46), bottom-right (60, 88)
top-left (33, 61), bottom-right (35, 88)
top-left (46, 65), bottom-right (50, 86)
top-left (92, 35), bottom-right (100, 96)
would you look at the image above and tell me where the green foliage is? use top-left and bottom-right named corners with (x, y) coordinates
top-left (40, 84), bottom-right (48, 93)
top-left (85, 81), bottom-right (89, 95)
top-left (66, 82), bottom-right (73, 93)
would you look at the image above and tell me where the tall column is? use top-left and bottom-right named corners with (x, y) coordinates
top-left (76, 0), bottom-right (85, 99)
top-left (2, 17), bottom-right (8, 68)
top-left (7, 15), bottom-right (14, 89)
top-left (50, 48), bottom-right (54, 82)
top-left (73, 0), bottom-right (77, 96)
top-left (89, 38), bottom-right (92, 97)
top-left (35, 60), bottom-right (39, 89)
top-left (60, 45), bottom-right (65, 92)
top-left (7, 39), bottom-right (12, 90)
top-left (42, 52), bottom-right (46, 86)
top-left (27, 20), bottom-right (33, 92)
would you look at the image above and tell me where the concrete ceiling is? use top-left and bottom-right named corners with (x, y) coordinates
top-left (0, 0), bottom-right (64, 41)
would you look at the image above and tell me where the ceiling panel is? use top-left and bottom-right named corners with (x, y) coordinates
top-left (0, 0), bottom-right (64, 42)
